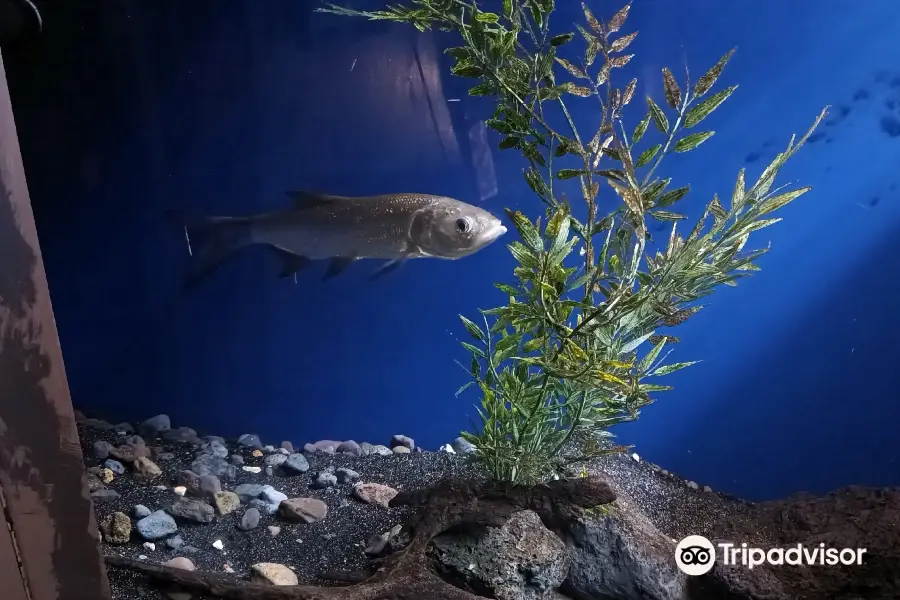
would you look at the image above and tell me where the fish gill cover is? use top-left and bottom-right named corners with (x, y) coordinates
top-left (318, 0), bottom-right (827, 485)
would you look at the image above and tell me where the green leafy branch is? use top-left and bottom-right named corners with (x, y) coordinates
top-left (318, 0), bottom-right (827, 484)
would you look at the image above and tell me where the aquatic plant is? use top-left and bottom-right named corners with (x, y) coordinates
top-left (317, 0), bottom-right (826, 484)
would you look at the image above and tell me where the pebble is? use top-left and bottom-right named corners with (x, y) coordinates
top-left (336, 440), bottom-right (361, 455)
top-left (243, 466), bottom-right (262, 474)
top-left (136, 510), bottom-right (178, 540)
top-left (212, 539), bottom-right (224, 550)
top-left (390, 434), bottom-right (415, 451)
top-left (98, 468), bottom-right (114, 484)
top-left (267, 526), bottom-right (281, 537)
top-left (133, 457), bottom-right (162, 480)
top-left (280, 441), bottom-right (294, 452)
top-left (162, 427), bottom-right (200, 444)
top-left (239, 507), bottom-right (261, 531)
top-left (283, 453), bottom-right (310, 474)
top-left (369, 445), bottom-right (392, 456)
top-left (687, 480), bottom-right (699, 490)
top-left (278, 497), bottom-right (328, 523)
top-left (392, 446), bottom-right (410, 454)
top-left (439, 444), bottom-right (455, 454)
top-left (251, 562), bottom-right (297, 586)
top-left (139, 414), bottom-right (171, 438)
top-left (230, 454), bottom-right (244, 465)
top-left (263, 453), bottom-right (287, 468)
top-left (165, 535), bottom-right (184, 550)
top-left (99, 512), bottom-right (132, 544)
top-left (91, 489), bottom-right (120, 502)
top-left (167, 498), bottom-right (215, 524)
top-left (335, 468), bottom-right (359, 484)
top-left (143, 542), bottom-right (156, 551)
top-left (451, 437), bottom-right (476, 453)
top-left (93, 441), bottom-right (113, 459)
top-left (191, 454), bottom-right (237, 482)
top-left (133, 504), bottom-right (151, 519)
top-left (200, 440), bottom-right (229, 459)
top-left (163, 557), bottom-right (195, 571)
top-left (312, 471), bottom-right (337, 489)
top-left (353, 483), bottom-right (398, 508)
top-left (173, 486), bottom-right (187, 496)
top-left (235, 483), bottom-right (265, 503)
top-left (238, 434), bottom-right (263, 449)
top-left (213, 491), bottom-right (241, 516)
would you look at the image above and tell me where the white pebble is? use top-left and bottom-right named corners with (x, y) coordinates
top-left (212, 539), bottom-right (224, 550)
top-left (223, 564), bottom-right (235, 573)
top-left (143, 542), bottom-right (156, 551)
top-left (242, 466), bottom-right (262, 474)
top-left (439, 444), bottom-right (455, 454)
top-left (631, 453), bottom-right (640, 462)
top-left (173, 486), bottom-right (187, 496)
top-left (138, 555), bottom-right (148, 560)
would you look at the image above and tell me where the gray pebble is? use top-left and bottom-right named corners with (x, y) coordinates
top-left (390, 434), bottom-right (415, 451)
top-left (312, 471), bottom-right (337, 488)
top-left (263, 453), bottom-right (287, 468)
top-left (104, 459), bottom-right (125, 475)
top-left (237, 434), bottom-right (263, 449)
top-left (336, 468), bottom-right (359, 484)
top-left (136, 510), bottom-right (178, 540)
top-left (93, 440), bottom-right (113, 459)
top-left (133, 504), bottom-right (151, 519)
top-left (230, 454), bottom-right (244, 465)
top-left (239, 507), bottom-right (260, 531)
top-left (283, 453), bottom-right (310, 474)
top-left (165, 534), bottom-right (184, 550)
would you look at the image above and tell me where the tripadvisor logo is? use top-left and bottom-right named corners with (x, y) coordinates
top-left (675, 535), bottom-right (867, 576)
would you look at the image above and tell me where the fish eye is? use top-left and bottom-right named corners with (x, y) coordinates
top-left (455, 217), bottom-right (472, 234)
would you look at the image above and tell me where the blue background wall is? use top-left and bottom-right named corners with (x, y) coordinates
top-left (4, 0), bottom-right (900, 501)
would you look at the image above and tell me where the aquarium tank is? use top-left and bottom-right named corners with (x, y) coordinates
top-left (2, 0), bottom-right (899, 598)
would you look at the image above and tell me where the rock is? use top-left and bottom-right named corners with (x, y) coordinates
top-left (191, 453), bottom-right (237, 482)
top-left (263, 445), bottom-right (276, 453)
top-left (243, 466), bottom-right (262, 474)
top-left (165, 535), bottom-right (184, 550)
top-left (280, 441), bottom-right (294, 452)
top-left (133, 457), bottom-right (162, 480)
top-left (136, 510), bottom-right (178, 540)
top-left (390, 434), bottom-right (415, 451)
top-left (430, 510), bottom-right (568, 600)
top-left (267, 526), bottom-right (281, 537)
top-left (99, 512), bottom-right (132, 544)
top-left (212, 539), bottom-right (224, 550)
top-left (86, 473), bottom-right (103, 492)
top-left (173, 486), bottom-right (187, 496)
top-left (452, 436), bottom-right (477, 453)
top-left (197, 474), bottom-right (222, 498)
top-left (263, 453), bottom-right (287, 467)
top-left (369, 444), bottom-right (393, 456)
top-left (303, 440), bottom-right (339, 454)
top-left (230, 454), bottom-right (244, 465)
top-left (259, 485), bottom-right (287, 507)
top-left (91, 489), bottom-right (120, 502)
top-left (114, 422), bottom-right (135, 434)
top-left (109, 440), bottom-right (150, 462)
top-left (162, 427), bottom-right (201, 444)
top-left (213, 491), bottom-right (241, 516)
top-left (93, 440), bottom-right (114, 459)
top-left (167, 498), bottom-right (215, 524)
top-left (97, 467), bottom-right (114, 484)
top-left (102, 459), bottom-right (124, 475)
top-left (163, 557), bottom-right (195, 571)
top-left (557, 496), bottom-right (684, 600)
top-left (238, 434), bottom-right (263, 449)
top-left (199, 439), bottom-right (228, 458)
top-left (279, 497), bottom-right (328, 523)
top-left (251, 563), bottom-right (298, 586)
top-left (234, 483), bottom-right (264, 503)
top-left (353, 483), bottom-right (398, 508)
top-left (156, 451), bottom-right (175, 461)
top-left (283, 453), bottom-right (310, 474)
top-left (239, 507), bottom-right (261, 531)
top-left (336, 440), bottom-right (361, 455)
top-left (439, 444), bottom-right (455, 454)
top-left (312, 471), bottom-right (337, 489)
top-left (133, 504), bottom-right (151, 519)
top-left (251, 449), bottom-right (263, 458)
top-left (139, 414), bottom-right (171, 438)
top-left (392, 446), bottom-right (411, 454)
top-left (687, 480), bottom-right (699, 490)
top-left (336, 468), bottom-right (360, 484)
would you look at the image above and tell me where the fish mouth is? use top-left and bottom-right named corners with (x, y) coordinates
top-left (484, 221), bottom-right (508, 242)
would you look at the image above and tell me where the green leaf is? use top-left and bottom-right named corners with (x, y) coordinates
top-left (557, 168), bottom-right (587, 180)
top-left (505, 209), bottom-right (544, 252)
top-left (444, 47), bottom-right (470, 60)
top-left (499, 136), bottom-right (520, 149)
top-left (656, 186), bottom-right (689, 207)
top-left (683, 85), bottom-right (738, 128)
top-left (632, 114), bottom-right (651, 144)
top-left (650, 361), bottom-right (700, 376)
top-left (693, 48), bottom-right (736, 97)
top-left (646, 96), bottom-right (669, 133)
top-left (459, 315), bottom-right (487, 343)
top-left (650, 210), bottom-right (687, 221)
top-left (638, 337), bottom-right (667, 374)
top-left (469, 82), bottom-right (495, 96)
top-left (474, 11), bottom-right (499, 23)
top-left (673, 131), bottom-right (715, 152)
top-left (621, 331), bottom-right (655, 354)
top-left (451, 64), bottom-right (483, 78)
top-left (522, 336), bottom-right (545, 352)
top-left (455, 381), bottom-right (475, 397)
top-left (635, 144), bottom-right (661, 167)
top-left (460, 341), bottom-right (486, 358)
top-left (503, 0), bottom-right (513, 18)
top-left (756, 187), bottom-right (811, 216)
top-left (742, 217), bottom-right (782, 234)
top-left (550, 33), bottom-right (574, 46)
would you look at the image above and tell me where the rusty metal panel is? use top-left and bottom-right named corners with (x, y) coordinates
top-left (0, 51), bottom-right (112, 600)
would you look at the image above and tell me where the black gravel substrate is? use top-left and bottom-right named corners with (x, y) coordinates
top-left (79, 417), bottom-right (766, 599)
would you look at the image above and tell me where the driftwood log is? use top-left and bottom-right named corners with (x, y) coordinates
top-left (104, 476), bottom-right (616, 600)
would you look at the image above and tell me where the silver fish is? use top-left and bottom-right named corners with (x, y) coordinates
top-left (169, 191), bottom-right (507, 289)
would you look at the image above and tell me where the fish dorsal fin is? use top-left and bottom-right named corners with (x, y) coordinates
top-left (286, 191), bottom-right (345, 208)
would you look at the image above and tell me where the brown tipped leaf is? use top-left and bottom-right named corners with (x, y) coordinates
top-left (693, 48), bottom-right (736, 97)
top-left (661, 67), bottom-right (682, 109)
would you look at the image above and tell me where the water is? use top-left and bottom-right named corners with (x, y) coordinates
top-left (3, 0), bottom-right (900, 513)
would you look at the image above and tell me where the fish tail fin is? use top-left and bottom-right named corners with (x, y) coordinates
top-left (164, 210), bottom-right (252, 291)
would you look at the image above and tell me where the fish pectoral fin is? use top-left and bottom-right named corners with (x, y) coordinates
top-left (323, 256), bottom-right (357, 281)
top-left (271, 248), bottom-right (310, 279)
top-left (369, 254), bottom-right (414, 281)
top-left (286, 191), bottom-right (344, 209)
